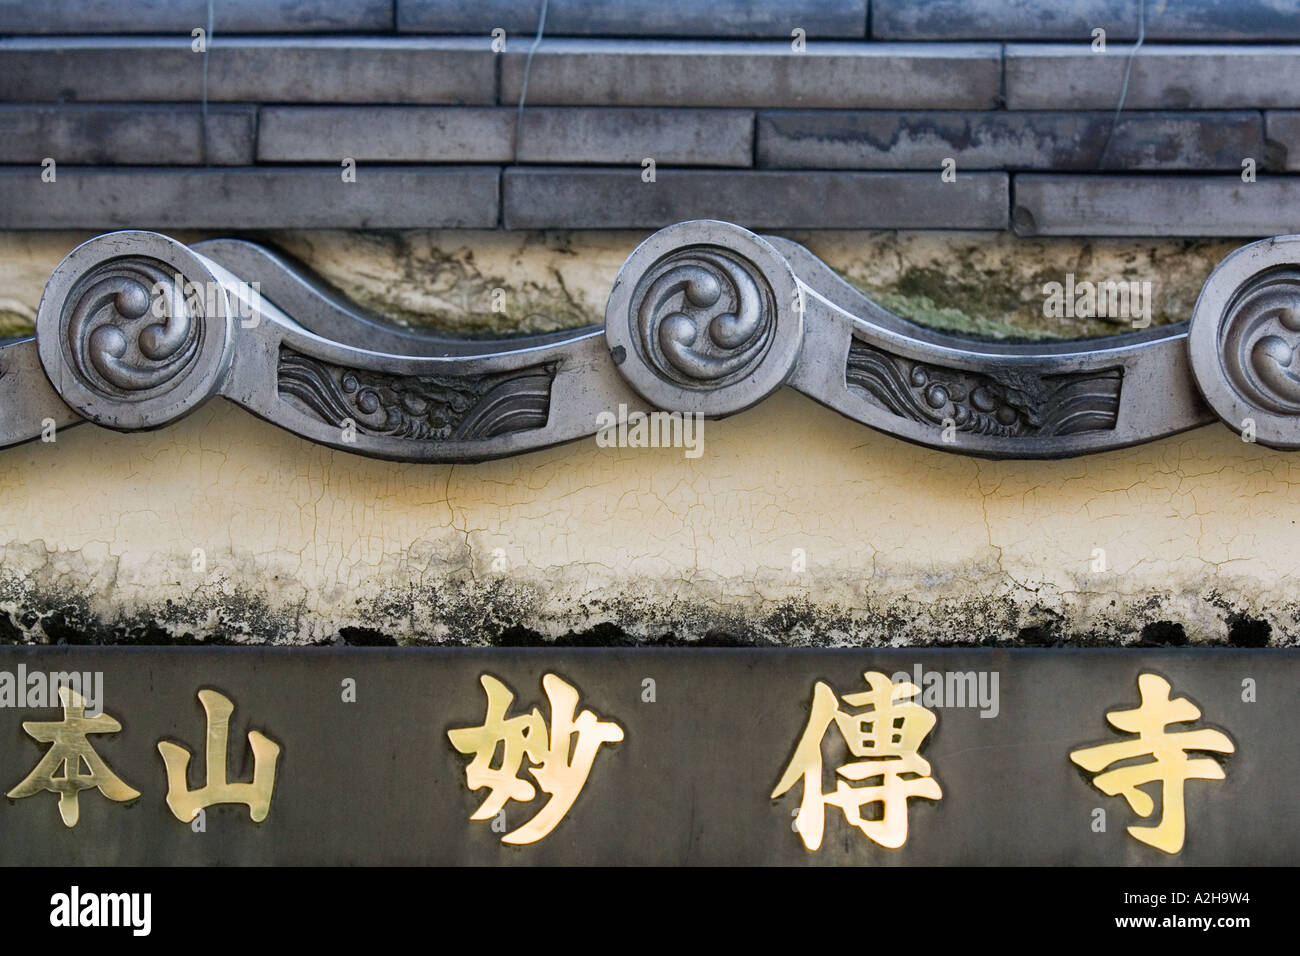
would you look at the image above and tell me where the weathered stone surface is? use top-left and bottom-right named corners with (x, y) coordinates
top-left (0, 0), bottom-right (208, 33)
top-left (1012, 175), bottom-right (1300, 236)
top-left (202, 106), bottom-right (258, 166)
top-left (0, 38), bottom-right (202, 101)
top-left (517, 108), bottom-right (753, 166)
top-left (258, 107), bottom-right (754, 166)
top-left (7, 0), bottom-right (1296, 41)
top-left (260, 107), bottom-right (515, 162)
top-left (1143, 0), bottom-right (1300, 41)
top-left (500, 40), bottom-right (1002, 109)
top-left (205, 0), bottom-right (394, 31)
top-left (399, 0), bottom-right (868, 37)
top-left (757, 110), bottom-right (1262, 170)
top-left (397, 0), bottom-right (543, 34)
top-left (502, 168), bottom-right (1008, 229)
top-left (0, 38), bottom-right (496, 104)
top-left (1265, 111), bottom-right (1300, 172)
top-left (0, 167), bottom-right (500, 229)
top-left (873, 0), bottom-right (1300, 40)
top-left (0, 104), bottom-right (256, 165)
top-left (209, 38), bottom-right (496, 104)
top-left (0, 0), bottom-right (393, 32)
top-left (872, 0), bottom-right (1136, 39)
top-left (1007, 45), bottom-right (1300, 110)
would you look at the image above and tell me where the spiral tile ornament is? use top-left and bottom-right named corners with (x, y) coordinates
top-left (605, 220), bottom-right (802, 416)
top-left (36, 232), bottom-right (234, 431)
top-left (1190, 236), bottom-right (1300, 449)
top-left (635, 248), bottom-right (774, 387)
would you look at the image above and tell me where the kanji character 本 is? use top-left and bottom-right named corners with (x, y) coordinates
top-left (448, 673), bottom-right (624, 844)
top-left (8, 686), bottom-right (140, 826)
top-left (1070, 672), bottom-right (1234, 854)
top-left (773, 671), bottom-right (942, 851)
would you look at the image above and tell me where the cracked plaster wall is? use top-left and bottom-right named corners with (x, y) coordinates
top-left (0, 389), bottom-right (1292, 648)
top-left (0, 229), bottom-right (1288, 647)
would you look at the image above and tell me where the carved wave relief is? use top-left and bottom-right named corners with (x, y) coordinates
top-left (278, 348), bottom-right (555, 442)
top-left (846, 339), bottom-right (1122, 437)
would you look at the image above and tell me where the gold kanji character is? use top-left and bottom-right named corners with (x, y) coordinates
top-left (448, 673), bottom-right (623, 845)
top-left (157, 689), bottom-right (281, 823)
top-left (1070, 672), bottom-right (1234, 854)
top-left (8, 686), bottom-right (139, 826)
top-left (773, 671), bottom-right (942, 851)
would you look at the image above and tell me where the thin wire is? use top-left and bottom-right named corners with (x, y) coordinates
top-left (513, 0), bottom-right (550, 163)
top-left (200, 0), bottom-right (213, 166)
top-left (1098, 0), bottom-right (1145, 169)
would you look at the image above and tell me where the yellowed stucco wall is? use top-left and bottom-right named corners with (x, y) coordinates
top-left (0, 389), bottom-right (1291, 647)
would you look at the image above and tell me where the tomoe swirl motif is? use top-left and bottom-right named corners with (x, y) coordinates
top-left (632, 248), bottom-right (775, 389)
top-left (64, 257), bottom-right (202, 397)
top-left (1219, 272), bottom-right (1300, 415)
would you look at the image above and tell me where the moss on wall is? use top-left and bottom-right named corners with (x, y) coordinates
top-left (0, 229), bottom-right (1242, 342)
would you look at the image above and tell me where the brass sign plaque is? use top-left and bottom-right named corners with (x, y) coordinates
top-left (0, 647), bottom-right (1287, 866)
